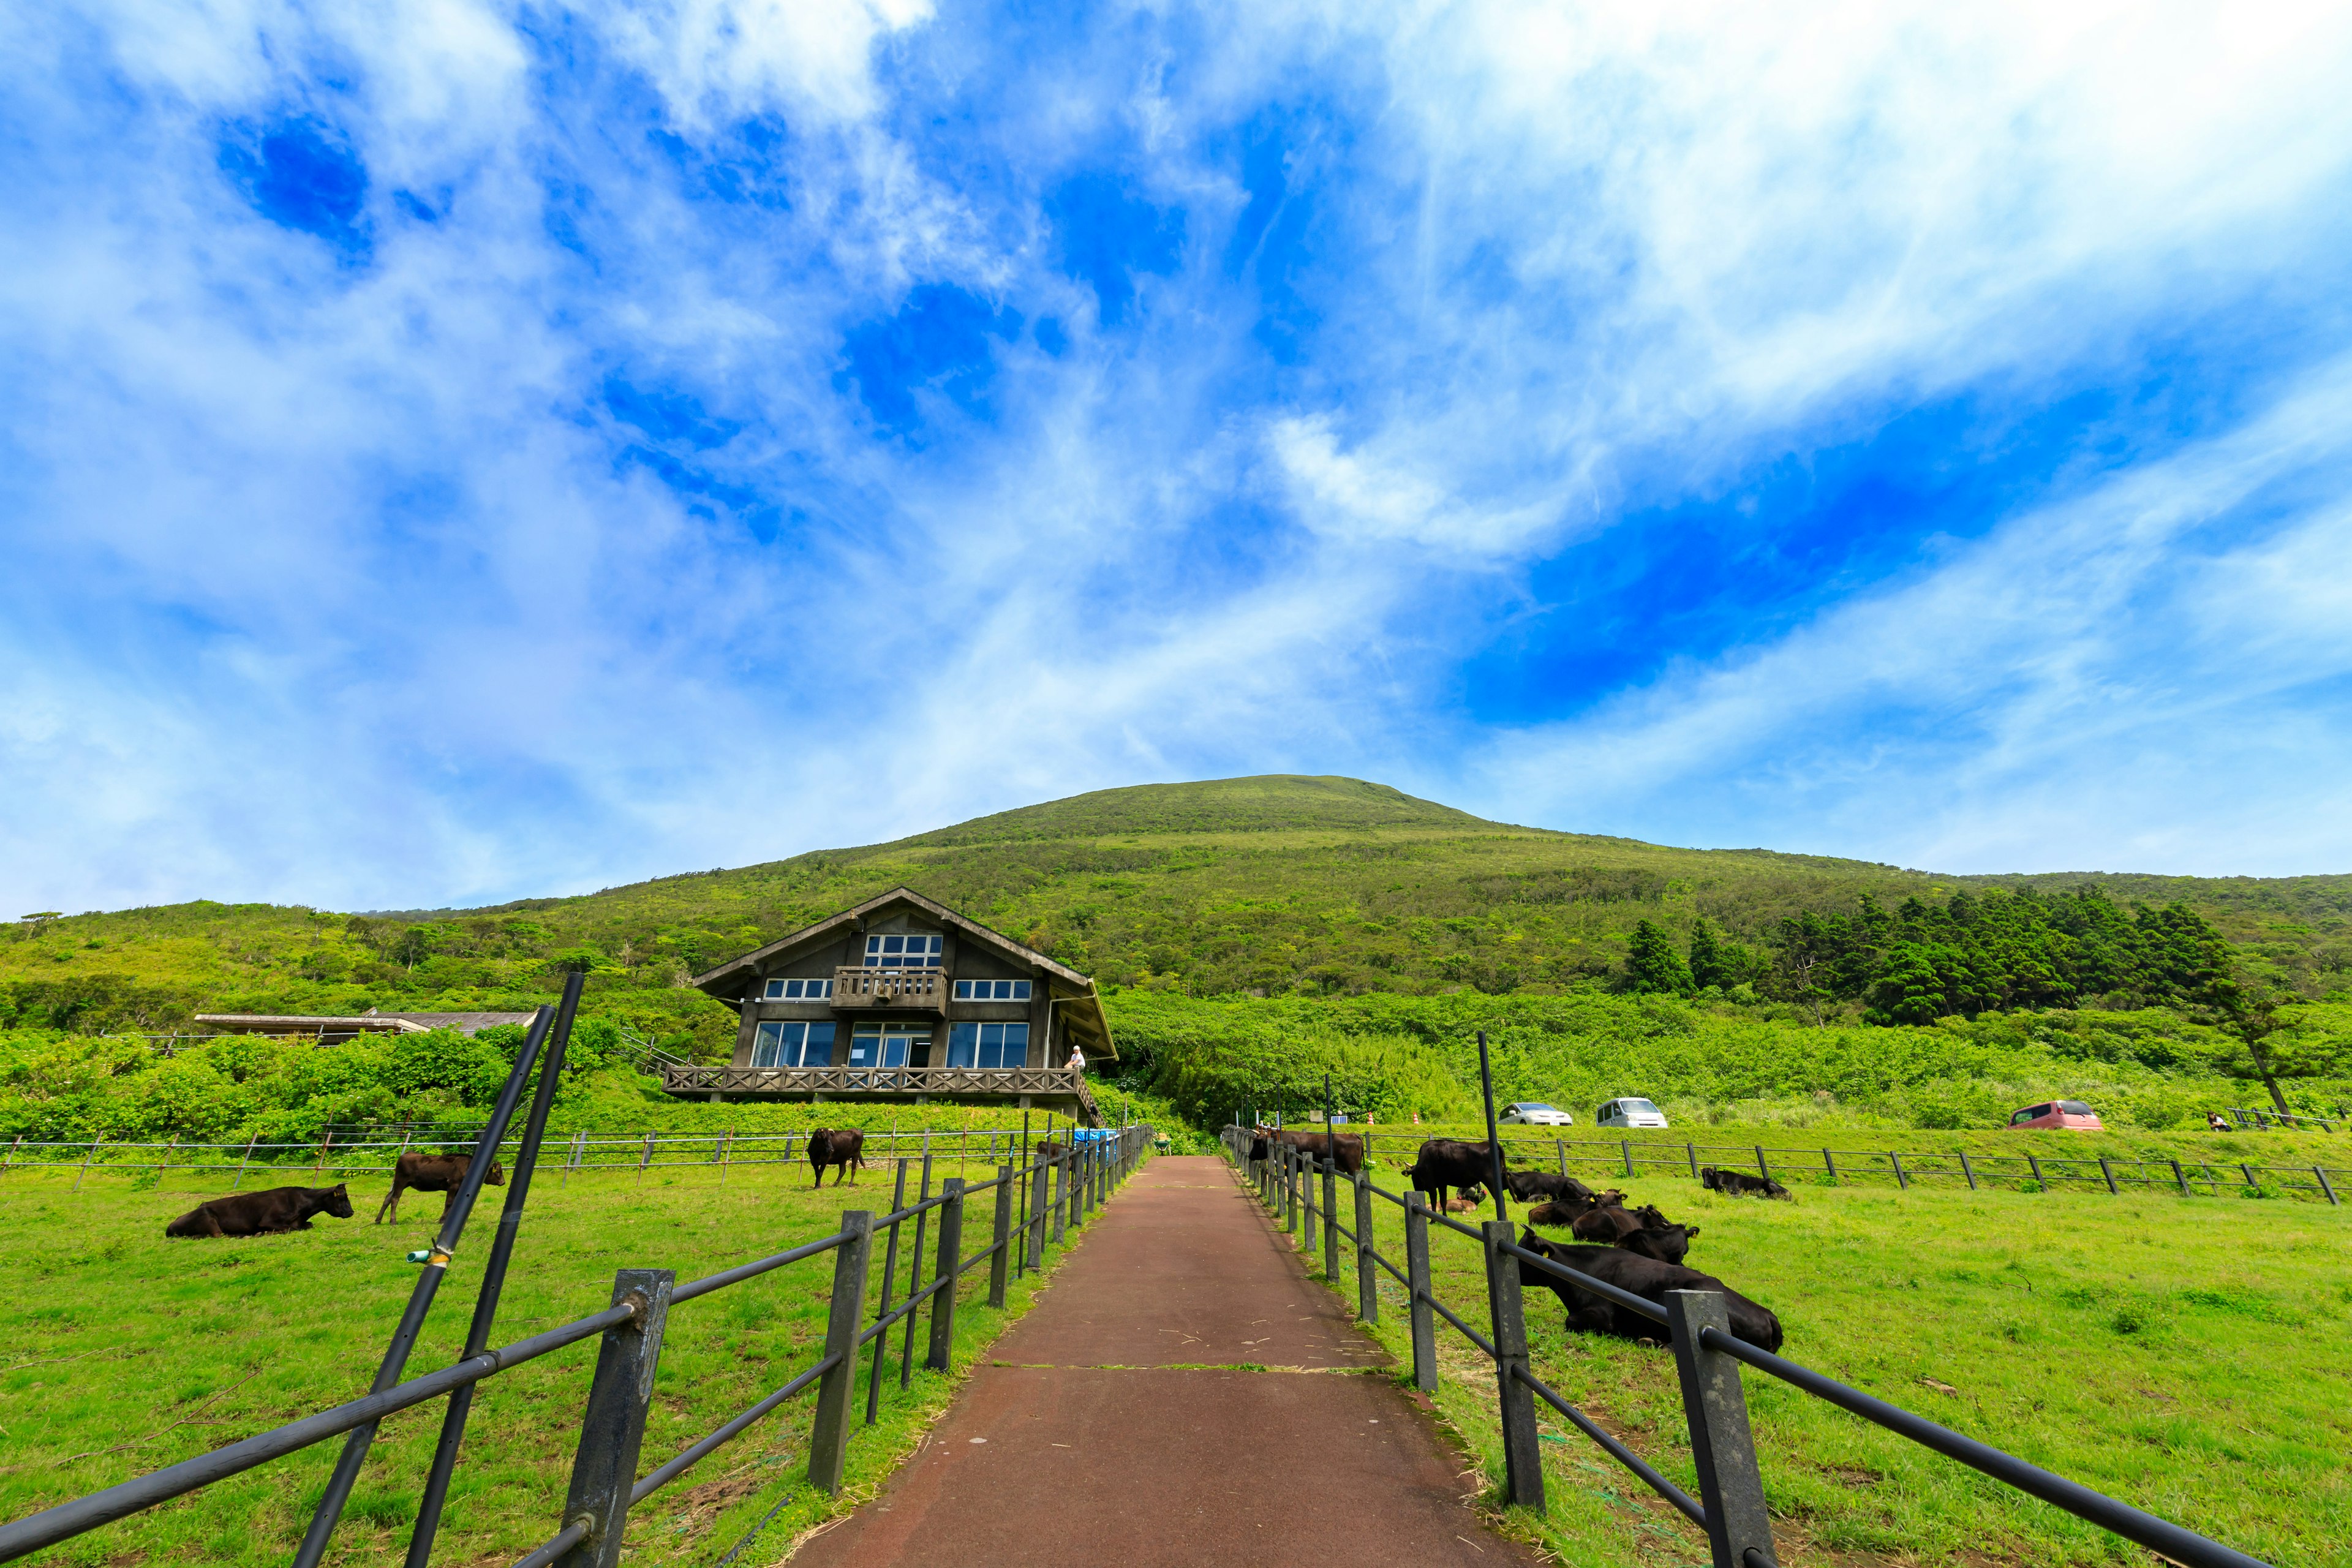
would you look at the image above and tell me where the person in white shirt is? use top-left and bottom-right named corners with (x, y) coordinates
top-left (1067, 1046), bottom-right (1085, 1072)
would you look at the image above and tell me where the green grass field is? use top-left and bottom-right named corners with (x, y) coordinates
top-left (0, 1152), bottom-right (1130, 1567)
top-left (1243, 1146), bottom-right (2351, 1568)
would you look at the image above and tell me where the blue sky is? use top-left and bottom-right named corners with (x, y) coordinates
top-left (6, 1), bottom-right (2352, 914)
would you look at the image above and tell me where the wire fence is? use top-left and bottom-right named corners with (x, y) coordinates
top-left (1226, 1128), bottom-right (2272, 1568)
top-left (1335, 1129), bottom-right (2344, 1207)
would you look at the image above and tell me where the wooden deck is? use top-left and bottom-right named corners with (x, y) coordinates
top-left (658, 1063), bottom-right (1101, 1123)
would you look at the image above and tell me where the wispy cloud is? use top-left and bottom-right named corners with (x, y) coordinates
top-left (3, 0), bottom-right (2351, 912)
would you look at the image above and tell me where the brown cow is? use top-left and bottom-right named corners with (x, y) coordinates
top-left (808, 1128), bottom-right (865, 1187)
top-left (377, 1152), bottom-right (503, 1224)
top-left (1273, 1128), bottom-right (1365, 1174)
top-left (168, 1184), bottom-right (354, 1238)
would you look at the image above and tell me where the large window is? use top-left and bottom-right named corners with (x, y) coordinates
top-left (848, 1023), bottom-right (928, 1068)
top-left (863, 933), bottom-right (942, 968)
top-left (953, 979), bottom-right (1031, 1001)
top-left (946, 1022), bottom-right (1029, 1069)
top-left (751, 1020), bottom-right (835, 1068)
top-left (762, 978), bottom-right (833, 1000)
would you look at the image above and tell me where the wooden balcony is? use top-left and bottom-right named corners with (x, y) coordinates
top-left (829, 965), bottom-right (948, 1012)
top-left (660, 1063), bottom-right (1100, 1123)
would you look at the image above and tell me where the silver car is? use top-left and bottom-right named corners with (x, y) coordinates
top-left (1596, 1096), bottom-right (1670, 1129)
top-left (1499, 1101), bottom-right (1574, 1126)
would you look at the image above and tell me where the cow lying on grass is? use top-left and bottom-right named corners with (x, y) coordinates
top-left (378, 1153), bottom-right (503, 1224)
top-left (168, 1184), bottom-right (354, 1238)
top-left (1702, 1166), bottom-right (1792, 1200)
top-left (1515, 1231), bottom-right (1782, 1352)
top-left (808, 1128), bottom-right (865, 1187)
top-left (1528, 1196), bottom-right (1697, 1265)
top-left (1503, 1169), bottom-right (1596, 1204)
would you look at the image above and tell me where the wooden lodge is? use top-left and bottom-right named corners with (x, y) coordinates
top-left (673, 887), bottom-right (1114, 1124)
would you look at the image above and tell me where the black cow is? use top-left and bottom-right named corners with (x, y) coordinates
top-left (1407, 1138), bottom-right (1507, 1211)
top-left (1617, 1223), bottom-right (1698, 1267)
top-left (808, 1128), bottom-right (865, 1187)
top-left (1504, 1169), bottom-right (1596, 1204)
top-left (1569, 1204), bottom-right (1647, 1245)
top-left (377, 1152), bottom-right (503, 1224)
top-left (1524, 1190), bottom-right (1624, 1227)
top-left (167, 1184), bottom-right (354, 1238)
top-left (1515, 1232), bottom-right (1782, 1352)
top-left (1273, 1128), bottom-right (1365, 1174)
top-left (1701, 1166), bottom-right (1792, 1200)
top-left (1246, 1126), bottom-right (1272, 1162)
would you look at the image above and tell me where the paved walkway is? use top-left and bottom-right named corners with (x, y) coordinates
top-left (791, 1156), bottom-right (1539, 1567)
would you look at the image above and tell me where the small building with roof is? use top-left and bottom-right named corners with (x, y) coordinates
top-left (192, 1009), bottom-right (538, 1044)
top-left (673, 887), bottom-right (1112, 1123)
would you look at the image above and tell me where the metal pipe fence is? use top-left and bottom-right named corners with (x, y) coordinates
top-left (1330, 1130), bottom-right (2342, 1207)
top-left (1224, 1127), bottom-right (2272, 1568)
top-left (0, 1123), bottom-right (1153, 1566)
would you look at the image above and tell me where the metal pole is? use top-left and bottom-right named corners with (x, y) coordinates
top-left (1664, 1289), bottom-right (1777, 1568)
top-left (925, 1178), bottom-right (965, 1371)
top-left (1476, 1031), bottom-right (1509, 1225)
top-left (1890, 1152), bottom-right (1909, 1191)
top-left (808, 1212), bottom-right (875, 1494)
top-left (988, 1164), bottom-right (1014, 1308)
top-left (1623, 1139), bottom-right (1634, 1180)
top-left (293, 1003), bottom-right (557, 1568)
top-left (2315, 1166), bottom-right (2339, 1207)
top-left (1822, 1148), bottom-right (1837, 1185)
top-left (1482, 1219), bottom-right (1545, 1512)
top-left (2026, 1152), bottom-right (2043, 1188)
top-left (2098, 1156), bottom-right (2119, 1196)
top-left (231, 1134), bottom-right (256, 1191)
top-left (407, 975), bottom-right (584, 1567)
top-left (1754, 1145), bottom-right (1770, 1183)
top-left (1404, 1193), bottom-right (1437, 1393)
top-left (2171, 1159), bottom-right (2190, 1197)
top-left (1322, 1074), bottom-right (1339, 1282)
top-left (1050, 1140), bottom-right (1067, 1245)
top-left (72, 1138), bottom-right (100, 1192)
top-left (549, 1269), bottom-right (674, 1568)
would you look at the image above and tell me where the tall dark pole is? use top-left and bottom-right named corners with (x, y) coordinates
top-left (1476, 1030), bottom-right (1509, 1225)
top-left (403, 970), bottom-right (584, 1567)
top-left (294, 997), bottom-right (559, 1568)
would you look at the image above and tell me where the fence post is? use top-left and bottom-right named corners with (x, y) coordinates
top-left (1622, 1139), bottom-right (1634, 1179)
top-left (1353, 1170), bottom-right (1378, 1324)
top-left (2169, 1159), bottom-right (2189, 1197)
top-left (1029, 1158), bottom-right (1050, 1267)
top-left (1753, 1145), bottom-right (1769, 1183)
top-left (1958, 1151), bottom-right (1977, 1191)
top-left (807, 1212), bottom-right (875, 1495)
top-left (1688, 1142), bottom-right (1699, 1180)
top-left (989, 1165), bottom-right (1014, 1306)
top-left (2098, 1156), bottom-right (2119, 1195)
top-left (1405, 1193), bottom-right (1438, 1393)
top-left (927, 1178), bottom-right (965, 1371)
top-left (1284, 1146), bottom-right (1299, 1235)
top-left (72, 1139), bottom-right (100, 1192)
top-left (1556, 1139), bottom-right (1566, 1175)
top-left (1664, 1289), bottom-right (1777, 1568)
top-left (2025, 1152), bottom-right (2043, 1188)
top-left (636, 1134), bottom-right (652, 1188)
top-left (1822, 1148), bottom-right (1836, 1185)
top-left (0, 1133), bottom-right (17, 1176)
top-left (1889, 1152), bottom-right (1909, 1191)
top-left (1051, 1149), bottom-right (1068, 1244)
top-left (1322, 1158), bottom-right (1340, 1282)
top-left (551, 1268), bottom-right (674, 1568)
top-left (2315, 1166), bottom-right (2339, 1207)
top-left (231, 1134), bottom-right (257, 1191)
top-left (1480, 1220), bottom-right (1545, 1513)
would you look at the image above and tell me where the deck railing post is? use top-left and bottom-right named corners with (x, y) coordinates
top-left (807, 1212), bottom-right (875, 1495)
top-left (989, 1165), bottom-right (1014, 1307)
top-left (1322, 1158), bottom-right (1340, 1282)
top-left (1480, 1220), bottom-right (1545, 1513)
top-left (551, 1268), bottom-right (674, 1568)
top-left (927, 1178), bottom-right (965, 1371)
top-left (1664, 1289), bottom-right (1777, 1568)
top-left (1352, 1170), bottom-right (1378, 1324)
top-left (1405, 1193), bottom-right (1438, 1393)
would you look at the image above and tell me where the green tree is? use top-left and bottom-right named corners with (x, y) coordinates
top-left (1624, 919), bottom-right (1692, 995)
top-left (1687, 918), bottom-right (1729, 991)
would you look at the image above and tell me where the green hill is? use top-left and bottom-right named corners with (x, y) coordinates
top-left (4, 774), bottom-right (2348, 1142)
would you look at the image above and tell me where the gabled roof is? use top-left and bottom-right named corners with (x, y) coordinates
top-left (690, 886), bottom-right (1114, 1057)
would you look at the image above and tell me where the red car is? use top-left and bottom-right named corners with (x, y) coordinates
top-left (2005, 1099), bottom-right (2104, 1131)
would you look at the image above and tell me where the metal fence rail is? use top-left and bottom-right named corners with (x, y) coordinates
top-left (0, 1099), bottom-right (1152, 1567)
top-left (1226, 1127), bottom-right (2272, 1568)
top-left (1323, 1130), bottom-right (2344, 1207)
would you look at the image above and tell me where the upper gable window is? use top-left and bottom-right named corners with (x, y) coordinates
top-left (864, 933), bottom-right (941, 969)
top-left (954, 979), bottom-right (1031, 1001)
top-left (763, 978), bottom-right (834, 1001)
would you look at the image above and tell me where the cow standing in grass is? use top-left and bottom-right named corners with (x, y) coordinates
top-left (1275, 1128), bottom-right (1364, 1175)
top-left (168, 1185), bottom-right (355, 1238)
top-left (1407, 1138), bottom-right (1507, 1211)
top-left (808, 1128), bottom-right (865, 1187)
top-left (378, 1152), bottom-right (503, 1225)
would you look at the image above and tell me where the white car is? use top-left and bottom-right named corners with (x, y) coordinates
top-left (1498, 1101), bottom-right (1575, 1126)
top-left (1596, 1096), bottom-right (1670, 1129)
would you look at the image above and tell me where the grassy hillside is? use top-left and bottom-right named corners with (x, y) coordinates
top-left (4, 775), bottom-right (2348, 1131)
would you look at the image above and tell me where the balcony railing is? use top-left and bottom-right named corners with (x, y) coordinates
top-left (660, 1063), bottom-right (1084, 1099)
top-left (827, 966), bottom-right (948, 1011)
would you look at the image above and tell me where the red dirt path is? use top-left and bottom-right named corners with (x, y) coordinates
top-left (788, 1155), bottom-right (1538, 1567)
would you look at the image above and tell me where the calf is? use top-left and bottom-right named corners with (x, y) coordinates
top-left (1514, 1232), bottom-right (1782, 1352)
top-left (168, 1184), bottom-right (354, 1238)
top-left (1701, 1166), bottom-right (1792, 1200)
top-left (808, 1128), bottom-right (865, 1187)
top-left (1524, 1191), bottom-right (1624, 1228)
top-left (1407, 1138), bottom-right (1507, 1211)
top-left (1504, 1169), bottom-right (1596, 1204)
top-left (377, 1153), bottom-right (503, 1225)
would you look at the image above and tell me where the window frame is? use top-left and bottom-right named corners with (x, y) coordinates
top-left (848, 1022), bottom-right (930, 1068)
top-left (752, 1020), bottom-right (836, 1068)
top-left (863, 933), bottom-right (943, 970)
top-left (952, 978), bottom-right (1033, 1002)
top-left (762, 977), bottom-right (834, 1001)
top-left (947, 1020), bottom-right (1030, 1069)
